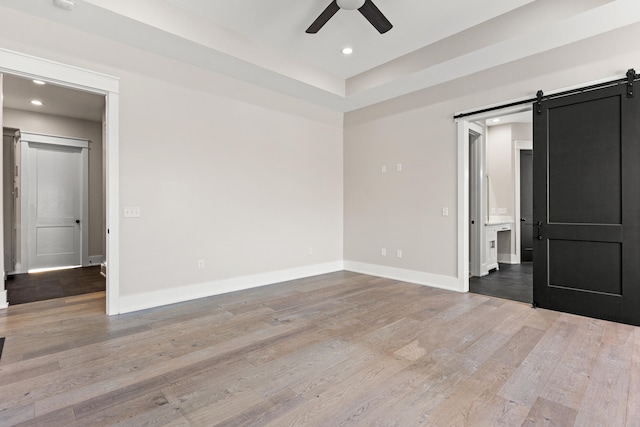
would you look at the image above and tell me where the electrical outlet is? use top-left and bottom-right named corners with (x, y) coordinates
top-left (197, 260), bottom-right (205, 270)
top-left (396, 249), bottom-right (402, 258)
top-left (396, 163), bottom-right (402, 172)
top-left (381, 248), bottom-right (387, 256)
top-left (442, 207), bottom-right (449, 217)
top-left (308, 247), bottom-right (313, 256)
top-left (381, 165), bottom-right (387, 173)
top-left (124, 206), bottom-right (141, 218)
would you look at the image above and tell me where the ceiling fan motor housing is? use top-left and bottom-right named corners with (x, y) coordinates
top-left (337, 0), bottom-right (366, 10)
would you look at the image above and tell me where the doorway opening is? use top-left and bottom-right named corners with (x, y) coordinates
top-left (3, 77), bottom-right (105, 304)
top-left (463, 109), bottom-right (534, 303)
top-left (0, 48), bottom-right (120, 314)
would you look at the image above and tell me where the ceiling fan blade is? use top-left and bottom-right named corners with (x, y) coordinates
top-left (358, 0), bottom-right (392, 34)
top-left (306, 1), bottom-right (340, 34)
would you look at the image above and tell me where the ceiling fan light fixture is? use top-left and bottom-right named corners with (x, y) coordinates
top-left (306, 0), bottom-right (392, 34)
top-left (337, 0), bottom-right (366, 10)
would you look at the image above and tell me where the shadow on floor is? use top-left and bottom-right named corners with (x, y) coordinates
top-left (6, 266), bottom-right (105, 305)
top-left (470, 262), bottom-right (532, 304)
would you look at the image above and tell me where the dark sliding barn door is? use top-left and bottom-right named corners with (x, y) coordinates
top-left (533, 82), bottom-right (640, 326)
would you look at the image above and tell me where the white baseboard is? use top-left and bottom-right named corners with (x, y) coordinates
top-left (117, 261), bottom-right (345, 314)
top-left (88, 255), bottom-right (105, 266)
top-left (343, 261), bottom-right (462, 292)
top-left (497, 254), bottom-right (519, 264)
top-left (0, 290), bottom-right (7, 309)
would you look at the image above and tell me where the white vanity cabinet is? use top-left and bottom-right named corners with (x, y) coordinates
top-left (484, 222), bottom-right (511, 274)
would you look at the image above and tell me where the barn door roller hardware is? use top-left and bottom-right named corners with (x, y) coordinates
top-left (454, 67), bottom-right (640, 120)
top-left (536, 90), bottom-right (544, 115)
top-left (627, 68), bottom-right (636, 98)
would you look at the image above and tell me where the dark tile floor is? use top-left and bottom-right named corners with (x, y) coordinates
top-left (470, 262), bottom-right (533, 304)
top-left (6, 266), bottom-right (105, 305)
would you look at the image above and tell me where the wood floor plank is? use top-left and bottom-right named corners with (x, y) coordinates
top-left (626, 327), bottom-right (640, 427)
top-left (263, 352), bottom-right (410, 426)
top-left (466, 395), bottom-right (530, 427)
top-left (209, 388), bottom-right (304, 427)
top-left (538, 318), bottom-right (605, 410)
top-left (242, 338), bottom-right (356, 398)
top-left (13, 407), bottom-right (75, 427)
top-left (347, 350), bottom-right (478, 425)
top-left (182, 387), bottom-right (265, 427)
top-left (424, 326), bottom-right (545, 426)
top-left (28, 320), bottom-right (301, 416)
top-left (0, 403), bottom-right (34, 426)
top-left (521, 397), bottom-right (577, 427)
top-left (498, 320), bottom-right (577, 407)
top-left (1, 271), bottom-right (639, 426)
top-left (574, 321), bottom-right (634, 426)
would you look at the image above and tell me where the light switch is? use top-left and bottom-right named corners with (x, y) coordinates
top-left (124, 206), bottom-right (141, 218)
top-left (381, 165), bottom-right (387, 173)
top-left (396, 163), bottom-right (402, 172)
top-left (442, 207), bottom-right (449, 217)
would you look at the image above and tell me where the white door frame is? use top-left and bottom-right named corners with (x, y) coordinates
top-left (21, 134), bottom-right (89, 271)
top-left (0, 48), bottom-right (120, 315)
top-left (0, 73), bottom-right (5, 308)
top-left (468, 123), bottom-right (485, 278)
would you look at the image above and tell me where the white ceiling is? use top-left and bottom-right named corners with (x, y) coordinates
top-left (3, 74), bottom-right (105, 122)
top-left (485, 111), bottom-right (532, 127)
top-left (1, 0), bottom-right (639, 114)
top-left (162, 0), bottom-right (533, 79)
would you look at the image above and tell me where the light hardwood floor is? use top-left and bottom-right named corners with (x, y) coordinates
top-left (0, 271), bottom-right (638, 426)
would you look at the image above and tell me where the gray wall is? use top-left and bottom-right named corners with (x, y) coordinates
top-left (1, 3), bottom-right (638, 305)
top-left (345, 22), bottom-right (640, 285)
top-left (486, 122), bottom-right (533, 260)
top-left (0, 5), bottom-right (344, 304)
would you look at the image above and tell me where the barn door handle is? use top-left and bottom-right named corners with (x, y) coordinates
top-left (536, 221), bottom-right (543, 240)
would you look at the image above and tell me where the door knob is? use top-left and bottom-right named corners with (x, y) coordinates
top-left (521, 218), bottom-right (526, 221)
top-left (75, 219), bottom-right (80, 224)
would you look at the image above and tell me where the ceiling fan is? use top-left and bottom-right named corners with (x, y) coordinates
top-left (306, 0), bottom-right (392, 34)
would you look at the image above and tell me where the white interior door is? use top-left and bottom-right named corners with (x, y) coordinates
top-left (22, 134), bottom-right (88, 271)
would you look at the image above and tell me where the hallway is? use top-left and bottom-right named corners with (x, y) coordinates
top-left (5, 266), bottom-right (105, 305)
top-left (470, 262), bottom-right (532, 304)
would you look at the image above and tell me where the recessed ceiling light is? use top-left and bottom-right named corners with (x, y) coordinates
top-left (342, 47), bottom-right (354, 55)
top-left (492, 118), bottom-right (501, 123)
top-left (33, 80), bottom-right (46, 85)
top-left (31, 100), bottom-right (44, 106)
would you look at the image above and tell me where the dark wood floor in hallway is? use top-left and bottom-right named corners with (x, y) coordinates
top-left (470, 262), bottom-right (533, 304)
top-left (5, 266), bottom-right (105, 305)
top-left (0, 271), bottom-right (638, 426)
